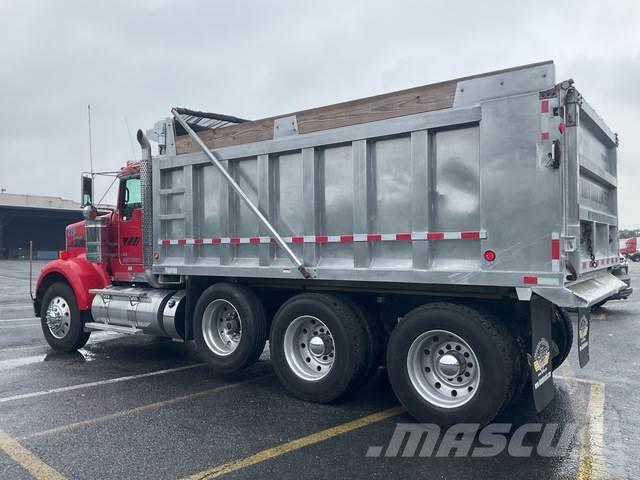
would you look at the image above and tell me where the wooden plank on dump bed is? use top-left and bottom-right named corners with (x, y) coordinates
top-left (175, 61), bottom-right (553, 154)
top-left (175, 80), bottom-right (456, 154)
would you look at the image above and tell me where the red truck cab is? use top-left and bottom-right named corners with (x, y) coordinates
top-left (33, 163), bottom-right (143, 347)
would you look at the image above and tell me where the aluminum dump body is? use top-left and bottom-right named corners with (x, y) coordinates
top-left (149, 61), bottom-right (624, 307)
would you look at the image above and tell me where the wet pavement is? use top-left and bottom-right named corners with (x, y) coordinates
top-left (0, 259), bottom-right (638, 479)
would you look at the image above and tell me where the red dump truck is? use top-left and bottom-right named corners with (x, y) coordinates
top-left (620, 237), bottom-right (640, 261)
top-left (33, 61), bottom-right (627, 425)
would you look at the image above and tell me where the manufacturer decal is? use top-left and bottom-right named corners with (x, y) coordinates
top-left (578, 313), bottom-right (589, 351)
top-left (533, 337), bottom-right (551, 390)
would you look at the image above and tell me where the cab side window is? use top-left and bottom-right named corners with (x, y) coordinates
top-left (122, 177), bottom-right (142, 219)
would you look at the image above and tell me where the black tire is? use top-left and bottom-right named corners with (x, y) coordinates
top-left (193, 283), bottom-right (267, 373)
top-left (500, 334), bottom-right (530, 412)
top-left (40, 282), bottom-right (90, 352)
top-left (270, 293), bottom-right (368, 403)
top-left (551, 307), bottom-right (573, 370)
top-left (349, 302), bottom-right (383, 390)
top-left (386, 302), bottom-right (518, 426)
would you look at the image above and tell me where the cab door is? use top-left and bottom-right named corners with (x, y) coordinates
top-left (112, 176), bottom-right (144, 281)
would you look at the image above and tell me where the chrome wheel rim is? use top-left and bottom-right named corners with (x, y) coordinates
top-left (45, 296), bottom-right (71, 339)
top-left (202, 299), bottom-right (242, 356)
top-left (407, 329), bottom-right (480, 408)
top-left (283, 316), bottom-right (334, 381)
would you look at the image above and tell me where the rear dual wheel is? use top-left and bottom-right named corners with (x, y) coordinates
top-left (269, 293), bottom-right (380, 403)
top-left (193, 283), bottom-right (267, 373)
top-left (386, 302), bottom-right (519, 426)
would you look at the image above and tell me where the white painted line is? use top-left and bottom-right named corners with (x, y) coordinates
top-left (0, 332), bottom-right (124, 353)
top-left (0, 317), bottom-right (38, 323)
top-left (0, 363), bottom-right (207, 404)
top-left (554, 374), bottom-right (604, 386)
top-left (0, 274), bottom-right (30, 281)
top-left (0, 323), bottom-right (40, 329)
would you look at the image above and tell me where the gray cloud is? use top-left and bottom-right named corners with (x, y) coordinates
top-left (1, 0), bottom-right (639, 226)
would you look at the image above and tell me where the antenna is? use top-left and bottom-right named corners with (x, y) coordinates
top-left (88, 104), bottom-right (94, 175)
top-left (125, 117), bottom-right (136, 160)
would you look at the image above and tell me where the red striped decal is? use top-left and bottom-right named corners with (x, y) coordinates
top-left (523, 276), bottom-right (538, 285)
top-left (161, 230), bottom-right (486, 247)
top-left (541, 100), bottom-right (549, 113)
top-left (551, 239), bottom-right (560, 260)
top-left (541, 132), bottom-right (550, 141)
top-left (461, 231), bottom-right (480, 240)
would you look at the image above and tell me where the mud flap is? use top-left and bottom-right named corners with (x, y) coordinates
top-left (530, 294), bottom-right (555, 412)
top-left (577, 307), bottom-right (590, 367)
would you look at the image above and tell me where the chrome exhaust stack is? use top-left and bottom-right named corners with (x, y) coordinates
top-left (137, 129), bottom-right (162, 288)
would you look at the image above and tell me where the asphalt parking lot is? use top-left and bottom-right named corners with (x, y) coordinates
top-left (0, 260), bottom-right (638, 479)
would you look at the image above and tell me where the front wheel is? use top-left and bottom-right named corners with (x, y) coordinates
top-left (41, 282), bottom-right (90, 352)
top-left (386, 302), bottom-right (518, 426)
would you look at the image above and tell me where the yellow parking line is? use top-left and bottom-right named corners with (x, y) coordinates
top-left (577, 382), bottom-right (606, 480)
top-left (19, 376), bottom-right (270, 441)
top-left (182, 405), bottom-right (405, 480)
top-left (0, 428), bottom-right (65, 480)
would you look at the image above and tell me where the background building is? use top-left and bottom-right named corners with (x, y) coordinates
top-left (0, 193), bottom-right (83, 259)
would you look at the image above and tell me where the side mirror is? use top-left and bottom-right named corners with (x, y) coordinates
top-left (81, 174), bottom-right (93, 207)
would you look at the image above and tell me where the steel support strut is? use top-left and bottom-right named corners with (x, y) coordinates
top-left (171, 108), bottom-right (311, 279)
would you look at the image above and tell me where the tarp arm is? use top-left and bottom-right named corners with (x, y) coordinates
top-left (171, 108), bottom-right (312, 279)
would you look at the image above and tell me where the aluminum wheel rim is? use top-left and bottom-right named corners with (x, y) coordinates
top-left (202, 299), bottom-right (242, 356)
top-left (407, 329), bottom-right (480, 408)
top-left (45, 296), bottom-right (71, 339)
top-left (283, 316), bottom-right (335, 381)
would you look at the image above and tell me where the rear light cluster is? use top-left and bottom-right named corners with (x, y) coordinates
top-left (58, 251), bottom-right (70, 260)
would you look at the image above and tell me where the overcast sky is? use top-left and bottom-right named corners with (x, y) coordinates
top-left (1, 1), bottom-right (639, 227)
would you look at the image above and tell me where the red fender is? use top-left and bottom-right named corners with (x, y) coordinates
top-left (35, 255), bottom-right (111, 311)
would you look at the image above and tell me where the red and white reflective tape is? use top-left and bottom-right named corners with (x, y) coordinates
top-left (581, 256), bottom-right (622, 272)
top-left (159, 230), bottom-right (487, 246)
top-left (523, 275), bottom-right (560, 286)
top-left (551, 232), bottom-right (560, 272)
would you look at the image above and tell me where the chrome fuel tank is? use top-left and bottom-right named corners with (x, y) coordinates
top-left (90, 287), bottom-right (185, 339)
